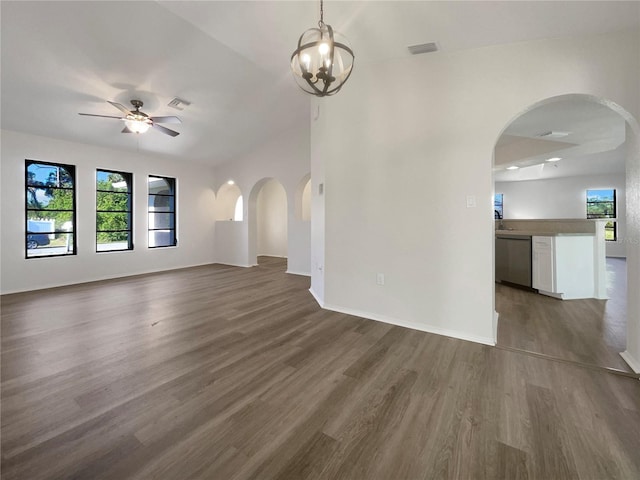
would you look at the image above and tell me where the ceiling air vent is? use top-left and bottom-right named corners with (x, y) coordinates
top-left (168, 97), bottom-right (191, 111)
top-left (537, 131), bottom-right (570, 139)
top-left (408, 42), bottom-right (438, 55)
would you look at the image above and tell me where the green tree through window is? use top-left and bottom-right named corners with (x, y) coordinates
top-left (25, 160), bottom-right (76, 258)
top-left (586, 189), bottom-right (617, 241)
top-left (96, 170), bottom-right (133, 251)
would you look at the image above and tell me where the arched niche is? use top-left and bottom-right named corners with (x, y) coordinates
top-left (215, 183), bottom-right (242, 221)
top-left (248, 177), bottom-right (288, 265)
top-left (492, 93), bottom-right (640, 372)
top-left (295, 173), bottom-right (311, 221)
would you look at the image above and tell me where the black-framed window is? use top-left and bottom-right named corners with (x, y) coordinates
top-left (25, 160), bottom-right (76, 258)
top-left (96, 170), bottom-right (133, 252)
top-left (494, 193), bottom-right (504, 219)
top-left (148, 175), bottom-right (177, 248)
top-left (586, 189), bottom-right (616, 241)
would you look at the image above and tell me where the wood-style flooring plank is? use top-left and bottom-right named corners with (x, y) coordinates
top-left (2, 256), bottom-right (640, 479)
top-left (496, 257), bottom-right (631, 371)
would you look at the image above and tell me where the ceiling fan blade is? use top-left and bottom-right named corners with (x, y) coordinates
top-left (107, 101), bottom-right (132, 115)
top-left (122, 126), bottom-right (134, 133)
top-left (150, 116), bottom-right (181, 124)
top-left (78, 113), bottom-right (123, 119)
top-left (152, 123), bottom-right (180, 137)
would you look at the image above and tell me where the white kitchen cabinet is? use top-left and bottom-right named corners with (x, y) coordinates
top-left (532, 236), bottom-right (554, 292)
top-left (532, 235), bottom-right (595, 299)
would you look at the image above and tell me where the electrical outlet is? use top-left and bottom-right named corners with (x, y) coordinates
top-left (376, 273), bottom-right (385, 285)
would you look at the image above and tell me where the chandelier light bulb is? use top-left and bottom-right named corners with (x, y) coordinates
top-left (301, 53), bottom-right (311, 70)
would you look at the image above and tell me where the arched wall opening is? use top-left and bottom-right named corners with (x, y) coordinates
top-left (248, 178), bottom-right (288, 266)
top-left (286, 172), bottom-right (312, 276)
top-left (295, 173), bottom-right (311, 222)
top-left (492, 93), bottom-right (640, 373)
top-left (215, 183), bottom-right (243, 221)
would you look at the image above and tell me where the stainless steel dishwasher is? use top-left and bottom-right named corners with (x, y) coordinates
top-left (495, 235), bottom-right (532, 287)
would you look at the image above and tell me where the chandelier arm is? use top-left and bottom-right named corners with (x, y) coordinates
top-left (326, 24), bottom-right (335, 80)
top-left (293, 39), bottom-right (328, 55)
top-left (332, 42), bottom-right (354, 57)
top-left (302, 75), bottom-right (325, 96)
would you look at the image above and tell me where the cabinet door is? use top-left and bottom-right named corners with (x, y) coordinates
top-left (532, 236), bottom-right (554, 292)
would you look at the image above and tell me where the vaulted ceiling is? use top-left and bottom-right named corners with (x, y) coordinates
top-left (2, 1), bottom-right (638, 166)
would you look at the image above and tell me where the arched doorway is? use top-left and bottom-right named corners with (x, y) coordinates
top-left (248, 178), bottom-right (288, 268)
top-left (493, 94), bottom-right (640, 373)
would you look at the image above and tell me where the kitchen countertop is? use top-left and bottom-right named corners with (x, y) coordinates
top-left (495, 230), bottom-right (595, 237)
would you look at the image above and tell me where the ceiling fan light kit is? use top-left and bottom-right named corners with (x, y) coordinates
top-left (290, 0), bottom-right (354, 97)
top-left (124, 119), bottom-right (150, 134)
top-left (79, 100), bottom-right (181, 137)
top-left (122, 99), bottom-right (151, 134)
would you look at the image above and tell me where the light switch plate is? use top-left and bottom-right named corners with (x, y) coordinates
top-left (466, 195), bottom-right (476, 208)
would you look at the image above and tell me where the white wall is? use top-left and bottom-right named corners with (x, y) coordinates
top-left (256, 179), bottom-right (287, 257)
top-left (496, 173), bottom-right (627, 257)
top-left (213, 220), bottom-right (248, 267)
top-left (301, 180), bottom-right (311, 222)
top-left (310, 106), bottom-right (326, 303)
top-left (0, 130), bottom-right (216, 294)
top-left (310, 28), bottom-right (640, 346)
top-left (212, 123), bottom-right (311, 275)
top-left (623, 123), bottom-right (640, 373)
top-left (215, 183), bottom-right (242, 221)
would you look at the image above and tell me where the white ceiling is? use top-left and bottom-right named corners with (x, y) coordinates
top-left (494, 98), bottom-right (627, 182)
top-left (2, 1), bottom-right (639, 166)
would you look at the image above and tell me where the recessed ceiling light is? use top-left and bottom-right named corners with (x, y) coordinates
top-left (537, 131), bottom-right (570, 138)
top-left (227, 180), bottom-right (235, 185)
top-left (506, 166), bottom-right (519, 170)
top-left (546, 157), bottom-right (562, 162)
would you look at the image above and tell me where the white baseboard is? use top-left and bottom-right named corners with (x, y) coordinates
top-left (286, 270), bottom-right (311, 277)
top-left (213, 262), bottom-right (253, 268)
top-left (1, 261), bottom-right (221, 295)
top-left (322, 302), bottom-right (496, 347)
top-left (308, 287), bottom-right (324, 307)
top-left (620, 350), bottom-right (640, 374)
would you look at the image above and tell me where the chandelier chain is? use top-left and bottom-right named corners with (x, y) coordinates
top-left (318, 0), bottom-right (324, 27)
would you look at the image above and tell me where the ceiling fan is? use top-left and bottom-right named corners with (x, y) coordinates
top-left (79, 100), bottom-right (181, 136)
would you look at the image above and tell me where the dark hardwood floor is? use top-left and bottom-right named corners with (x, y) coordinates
top-left (2, 256), bottom-right (639, 479)
top-left (497, 257), bottom-right (631, 372)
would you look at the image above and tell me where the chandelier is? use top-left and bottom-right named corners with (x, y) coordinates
top-left (290, 0), bottom-right (355, 97)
